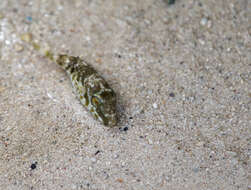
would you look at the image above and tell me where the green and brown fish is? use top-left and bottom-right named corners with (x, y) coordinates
top-left (56, 55), bottom-right (117, 127)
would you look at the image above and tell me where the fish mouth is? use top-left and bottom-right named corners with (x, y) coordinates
top-left (94, 107), bottom-right (117, 127)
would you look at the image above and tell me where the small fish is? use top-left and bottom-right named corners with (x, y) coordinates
top-left (56, 55), bottom-right (117, 127)
top-left (21, 35), bottom-right (117, 127)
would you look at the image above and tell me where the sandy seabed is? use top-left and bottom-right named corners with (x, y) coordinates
top-left (0, 0), bottom-right (250, 189)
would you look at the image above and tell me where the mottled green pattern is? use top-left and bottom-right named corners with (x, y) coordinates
top-left (56, 55), bottom-right (117, 127)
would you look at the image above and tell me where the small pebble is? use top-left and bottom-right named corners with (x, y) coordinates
top-left (148, 139), bottom-right (153, 145)
top-left (71, 184), bottom-right (77, 189)
top-left (5, 40), bottom-right (10, 45)
top-left (94, 150), bottom-right (100, 155)
top-left (200, 17), bottom-right (208, 26)
top-left (20, 33), bottom-right (32, 43)
top-left (113, 154), bottom-right (119, 159)
top-left (153, 103), bottom-right (158, 109)
top-left (30, 162), bottom-right (37, 170)
top-left (198, 39), bottom-right (205, 45)
top-left (90, 157), bottom-right (97, 163)
top-left (196, 141), bottom-right (204, 147)
top-left (0, 86), bottom-right (5, 93)
top-left (117, 178), bottom-right (124, 183)
top-left (14, 43), bottom-right (24, 52)
top-left (207, 20), bottom-right (212, 28)
top-left (169, 92), bottom-right (175, 97)
top-left (165, 176), bottom-right (170, 181)
top-left (26, 16), bottom-right (32, 22)
top-left (166, 0), bottom-right (175, 5)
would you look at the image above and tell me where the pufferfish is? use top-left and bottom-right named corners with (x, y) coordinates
top-left (56, 55), bottom-right (117, 127)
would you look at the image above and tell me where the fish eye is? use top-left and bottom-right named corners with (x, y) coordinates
top-left (91, 96), bottom-right (101, 107)
top-left (100, 90), bottom-right (115, 100)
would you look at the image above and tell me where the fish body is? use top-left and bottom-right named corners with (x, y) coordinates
top-left (56, 55), bottom-right (117, 127)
